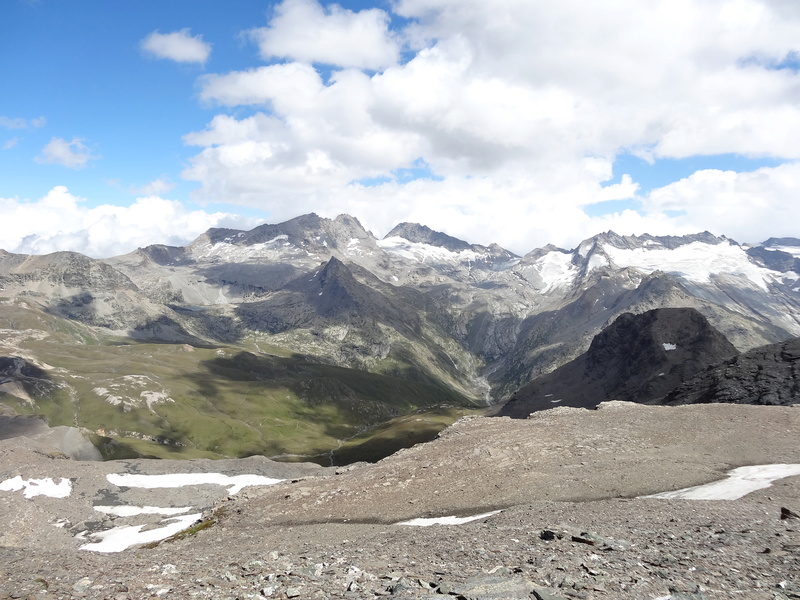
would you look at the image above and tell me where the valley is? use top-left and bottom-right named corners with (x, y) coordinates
top-left (1, 215), bottom-right (799, 462)
top-left (1, 216), bottom-right (800, 599)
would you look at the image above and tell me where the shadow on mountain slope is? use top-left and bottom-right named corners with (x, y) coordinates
top-left (129, 315), bottom-right (212, 345)
top-left (171, 351), bottom-right (479, 462)
top-left (195, 262), bottom-right (307, 294)
top-left (166, 307), bottom-right (244, 344)
top-left (500, 307), bottom-right (739, 418)
top-left (0, 356), bottom-right (53, 411)
top-left (665, 336), bottom-right (800, 406)
top-left (234, 257), bottom-right (423, 338)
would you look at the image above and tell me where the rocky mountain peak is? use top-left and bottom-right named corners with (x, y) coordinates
top-left (499, 307), bottom-right (739, 417)
top-left (587, 230), bottom-right (627, 249)
top-left (235, 213), bottom-right (328, 247)
top-left (384, 222), bottom-right (473, 252)
top-left (134, 244), bottom-right (190, 267)
top-left (197, 213), bottom-right (375, 253)
top-left (665, 336), bottom-right (800, 406)
top-left (289, 256), bottom-right (368, 318)
top-left (262, 255), bottom-right (424, 340)
top-left (520, 243), bottom-right (567, 262)
top-left (317, 255), bottom-right (351, 285)
top-left (332, 214), bottom-right (371, 238)
top-left (7, 251), bottom-right (137, 291)
top-left (585, 307), bottom-right (737, 373)
top-left (762, 236), bottom-right (800, 248)
top-left (583, 230), bottom-right (730, 252)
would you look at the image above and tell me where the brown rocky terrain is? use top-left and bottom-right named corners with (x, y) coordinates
top-left (1, 402), bottom-right (799, 599)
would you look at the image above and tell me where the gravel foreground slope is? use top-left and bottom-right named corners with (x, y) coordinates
top-left (1, 402), bottom-right (799, 600)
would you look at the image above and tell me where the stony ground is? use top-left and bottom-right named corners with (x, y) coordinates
top-left (0, 402), bottom-right (799, 600)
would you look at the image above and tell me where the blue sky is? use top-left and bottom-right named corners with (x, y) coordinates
top-left (1, 1), bottom-right (271, 213)
top-left (2, 0), bottom-right (800, 256)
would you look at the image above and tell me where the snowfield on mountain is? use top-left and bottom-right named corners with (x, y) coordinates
top-left (2, 217), bottom-right (799, 463)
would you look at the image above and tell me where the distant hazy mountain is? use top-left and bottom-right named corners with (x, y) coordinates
top-left (1, 214), bottom-right (799, 460)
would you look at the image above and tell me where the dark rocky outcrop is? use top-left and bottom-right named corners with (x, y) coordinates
top-left (746, 245), bottom-right (800, 274)
top-left (664, 337), bottom-right (800, 406)
top-left (499, 307), bottom-right (738, 417)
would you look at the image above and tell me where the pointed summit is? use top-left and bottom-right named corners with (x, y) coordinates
top-left (380, 222), bottom-right (518, 271)
top-left (309, 256), bottom-right (363, 316)
top-left (384, 222), bottom-right (472, 252)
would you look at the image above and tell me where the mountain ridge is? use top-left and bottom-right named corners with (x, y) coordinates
top-left (499, 307), bottom-right (740, 417)
top-left (2, 213), bottom-right (799, 460)
top-left (664, 336), bottom-right (800, 406)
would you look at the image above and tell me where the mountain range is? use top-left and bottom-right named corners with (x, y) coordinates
top-left (1, 213), bottom-right (799, 461)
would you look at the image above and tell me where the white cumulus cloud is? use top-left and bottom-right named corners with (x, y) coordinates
top-left (36, 137), bottom-right (97, 169)
top-left (182, 0), bottom-right (800, 252)
top-left (0, 116), bottom-right (27, 129)
top-left (140, 29), bottom-right (211, 64)
top-left (0, 187), bottom-right (262, 258)
top-left (248, 0), bottom-right (399, 70)
top-left (641, 162), bottom-right (800, 244)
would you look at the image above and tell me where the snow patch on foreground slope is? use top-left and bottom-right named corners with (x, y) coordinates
top-left (94, 505), bottom-right (193, 517)
top-left (106, 472), bottom-right (284, 495)
top-left (1, 471), bottom-right (285, 552)
top-left (78, 513), bottom-right (203, 553)
top-left (5, 463), bottom-right (800, 552)
top-left (0, 476), bottom-right (72, 498)
top-left (642, 464), bottom-right (800, 500)
top-left (75, 473), bottom-right (286, 552)
top-left (397, 510), bottom-right (502, 526)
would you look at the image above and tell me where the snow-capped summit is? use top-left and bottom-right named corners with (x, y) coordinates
top-left (11, 214), bottom-right (800, 405)
top-left (384, 222), bottom-right (475, 253)
top-left (379, 222), bottom-right (518, 273)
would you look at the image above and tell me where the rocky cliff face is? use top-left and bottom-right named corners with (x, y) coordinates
top-left (499, 308), bottom-right (739, 417)
top-left (665, 337), bottom-right (800, 406)
top-left (0, 250), bottom-right (176, 332)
